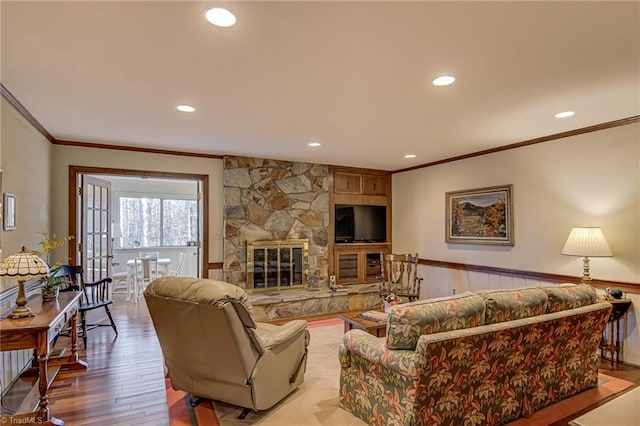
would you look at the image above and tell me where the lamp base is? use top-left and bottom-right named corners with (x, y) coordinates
top-left (8, 305), bottom-right (35, 319)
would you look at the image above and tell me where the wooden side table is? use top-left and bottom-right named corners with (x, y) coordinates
top-left (0, 291), bottom-right (87, 425)
top-left (599, 298), bottom-right (632, 365)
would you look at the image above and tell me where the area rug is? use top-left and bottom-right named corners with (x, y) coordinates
top-left (167, 318), bottom-right (634, 426)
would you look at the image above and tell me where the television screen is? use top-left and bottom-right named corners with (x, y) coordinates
top-left (335, 204), bottom-right (386, 243)
top-left (335, 206), bottom-right (355, 243)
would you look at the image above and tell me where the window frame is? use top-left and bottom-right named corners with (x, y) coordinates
top-left (116, 191), bottom-right (198, 249)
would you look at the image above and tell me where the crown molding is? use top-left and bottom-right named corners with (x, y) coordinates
top-left (2, 83), bottom-right (638, 168)
top-left (393, 115), bottom-right (640, 174)
top-left (1, 83), bottom-right (55, 143)
top-left (54, 139), bottom-right (223, 159)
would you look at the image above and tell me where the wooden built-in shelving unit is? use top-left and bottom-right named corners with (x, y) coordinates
top-left (329, 166), bottom-right (392, 285)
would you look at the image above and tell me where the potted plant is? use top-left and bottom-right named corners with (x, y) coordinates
top-left (34, 232), bottom-right (73, 301)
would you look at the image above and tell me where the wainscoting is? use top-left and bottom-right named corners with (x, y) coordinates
top-left (418, 264), bottom-right (559, 300)
top-left (417, 260), bottom-right (640, 366)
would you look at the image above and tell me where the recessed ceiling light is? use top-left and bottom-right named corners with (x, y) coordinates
top-left (404, 153), bottom-right (416, 159)
top-left (308, 142), bottom-right (321, 147)
top-left (554, 111), bottom-right (575, 118)
top-left (432, 75), bottom-right (455, 86)
top-left (204, 8), bottom-right (236, 27)
top-left (176, 105), bottom-right (196, 113)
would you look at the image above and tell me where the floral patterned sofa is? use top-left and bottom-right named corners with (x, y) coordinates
top-left (339, 284), bottom-right (612, 426)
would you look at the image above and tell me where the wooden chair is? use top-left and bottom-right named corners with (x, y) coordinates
top-left (171, 252), bottom-right (186, 276)
top-left (378, 253), bottom-right (423, 302)
top-left (52, 264), bottom-right (82, 292)
top-left (54, 265), bottom-right (118, 347)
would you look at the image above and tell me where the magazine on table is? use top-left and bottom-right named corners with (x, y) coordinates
top-left (356, 310), bottom-right (388, 322)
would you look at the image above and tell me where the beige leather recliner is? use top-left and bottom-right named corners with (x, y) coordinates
top-left (144, 277), bottom-right (309, 416)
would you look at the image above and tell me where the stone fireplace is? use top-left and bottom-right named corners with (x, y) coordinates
top-left (222, 156), bottom-right (382, 320)
top-left (223, 156), bottom-right (329, 289)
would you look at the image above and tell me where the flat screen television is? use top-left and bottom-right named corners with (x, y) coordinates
top-left (335, 204), bottom-right (387, 243)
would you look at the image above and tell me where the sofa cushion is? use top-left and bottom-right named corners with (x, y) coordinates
top-left (543, 283), bottom-right (597, 313)
top-left (386, 292), bottom-right (485, 350)
top-left (478, 287), bottom-right (548, 324)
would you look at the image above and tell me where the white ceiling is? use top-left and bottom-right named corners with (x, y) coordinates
top-left (2, 1), bottom-right (639, 171)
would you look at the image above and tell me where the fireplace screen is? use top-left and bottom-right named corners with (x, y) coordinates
top-left (247, 239), bottom-right (309, 291)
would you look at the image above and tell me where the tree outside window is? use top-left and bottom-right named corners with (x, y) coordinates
top-left (119, 196), bottom-right (197, 248)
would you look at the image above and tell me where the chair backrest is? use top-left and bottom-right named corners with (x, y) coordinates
top-left (134, 257), bottom-right (158, 281)
top-left (144, 277), bottom-right (263, 405)
top-left (173, 252), bottom-right (186, 276)
top-left (58, 265), bottom-right (113, 305)
top-left (379, 253), bottom-right (421, 301)
top-left (53, 264), bottom-right (82, 291)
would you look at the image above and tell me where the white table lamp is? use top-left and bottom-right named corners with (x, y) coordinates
top-left (561, 227), bottom-right (612, 284)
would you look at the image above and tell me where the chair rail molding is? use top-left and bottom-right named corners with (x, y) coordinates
top-left (418, 258), bottom-right (639, 292)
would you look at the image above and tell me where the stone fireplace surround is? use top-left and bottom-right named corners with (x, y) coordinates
top-left (223, 156), bottom-right (381, 320)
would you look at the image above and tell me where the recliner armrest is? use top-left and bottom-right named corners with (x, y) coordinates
top-left (255, 320), bottom-right (308, 349)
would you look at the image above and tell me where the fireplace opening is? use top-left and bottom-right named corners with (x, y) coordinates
top-left (247, 239), bottom-right (309, 291)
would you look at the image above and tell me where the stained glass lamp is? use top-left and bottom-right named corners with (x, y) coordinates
top-left (0, 247), bottom-right (50, 318)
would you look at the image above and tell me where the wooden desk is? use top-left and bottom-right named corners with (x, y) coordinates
top-left (599, 298), bottom-right (632, 365)
top-left (0, 292), bottom-right (87, 425)
top-left (338, 311), bottom-right (387, 337)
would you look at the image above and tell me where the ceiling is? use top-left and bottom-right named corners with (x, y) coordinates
top-left (2, 1), bottom-right (639, 171)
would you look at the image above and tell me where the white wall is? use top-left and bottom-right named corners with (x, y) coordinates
top-left (393, 123), bottom-right (639, 282)
top-left (393, 122), bottom-right (640, 363)
top-left (0, 98), bottom-right (52, 392)
top-left (0, 99), bottom-right (52, 279)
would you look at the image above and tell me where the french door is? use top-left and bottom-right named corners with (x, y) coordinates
top-left (81, 176), bottom-right (112, 282)
top-left (70, 166), bottom-right (209, 279)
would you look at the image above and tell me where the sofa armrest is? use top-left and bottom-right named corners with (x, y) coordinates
top-left (341, 329), bottom-right (425, 378)
top-left (255, 320), bottom-right (309, 349)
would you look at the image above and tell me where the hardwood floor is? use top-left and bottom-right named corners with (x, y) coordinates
top-left (2, 295), bottom-right (639, 425)
top-left (47, 294), bottom-right (168, 425)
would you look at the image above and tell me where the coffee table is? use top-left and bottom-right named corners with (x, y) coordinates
top-left (338, 311), bottom-right (387, 337)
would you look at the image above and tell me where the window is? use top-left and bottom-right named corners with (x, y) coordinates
top-left (119, 196), bottom-right (197, 248)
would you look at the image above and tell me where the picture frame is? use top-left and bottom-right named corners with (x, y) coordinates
top-left (4, 193), bottom-right (16, 231)
top-left (445, 184), bottom-right (513, 245)
top-left (0, 168), bottom-right (3, 249)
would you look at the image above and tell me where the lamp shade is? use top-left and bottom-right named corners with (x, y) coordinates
top-left (0, 247), bottom-right (50, 279)
top-left (561, 227), bottom-right (613, 257)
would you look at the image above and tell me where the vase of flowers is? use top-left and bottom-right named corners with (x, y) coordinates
top-left (383, 293), bottom-right (401, 313)
top-left (34, 232), bottom-right (73, 301)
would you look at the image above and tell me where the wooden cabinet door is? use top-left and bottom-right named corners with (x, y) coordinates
top-left (334, 245), bottom-right (390, 284)
top-left (334, 172), bottom-right (362, 194)
top-left (335, 251), bottom-right (361, 284)
top-left (362, 175), bottom-right (387, 195)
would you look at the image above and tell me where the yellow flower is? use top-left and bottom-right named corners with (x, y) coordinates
top-left (32, 232), bottom-right (74, 289)
top-left (32, 232), bottom-right (73, 257)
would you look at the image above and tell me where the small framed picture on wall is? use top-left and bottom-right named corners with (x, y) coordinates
top-left (4, 193), bottom-right (16, 231)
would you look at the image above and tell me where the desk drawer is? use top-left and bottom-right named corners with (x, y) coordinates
top-left (49, 302), bottom-right (78, 342)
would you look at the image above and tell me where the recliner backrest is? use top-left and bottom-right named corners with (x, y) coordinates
top-left (144, 277), bottom-right (263, 387)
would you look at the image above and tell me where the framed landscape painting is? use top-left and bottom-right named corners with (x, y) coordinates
top-left (446, 184), bottom-right (514, 245)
